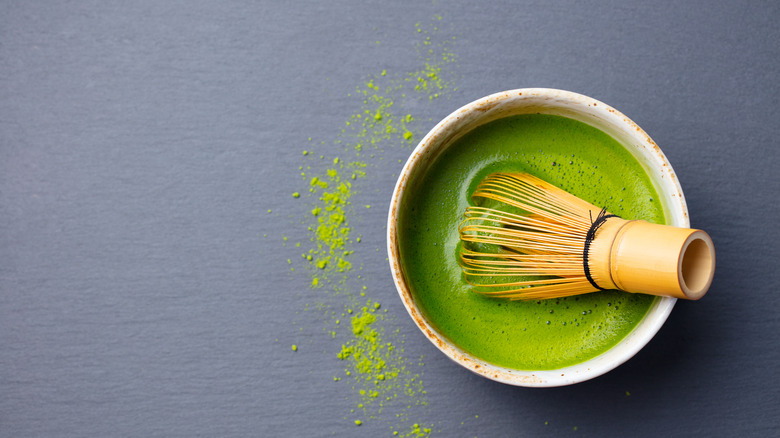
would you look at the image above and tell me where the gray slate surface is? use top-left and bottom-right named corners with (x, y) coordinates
top-left (2, 1), bottom-right (778, 437)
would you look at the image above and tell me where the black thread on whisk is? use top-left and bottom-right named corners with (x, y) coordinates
top-left (583, 208), bottom-right (619, 290)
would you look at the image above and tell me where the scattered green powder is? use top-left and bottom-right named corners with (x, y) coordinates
top-left (285, 16), bottom-right (457, 436)
top-left (394, 423), bottom-right (433, 438)
top-left (335, 300), bottom-right (428, 417)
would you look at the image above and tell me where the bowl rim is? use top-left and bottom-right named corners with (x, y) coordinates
top-left (386, 88), bottom-right (685, 387)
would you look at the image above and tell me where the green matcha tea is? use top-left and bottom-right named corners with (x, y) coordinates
top-left (397, 114), bottom-right (664, 370)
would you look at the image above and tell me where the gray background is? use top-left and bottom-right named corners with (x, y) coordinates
top-left (2, 1), bottom-right (778, 437)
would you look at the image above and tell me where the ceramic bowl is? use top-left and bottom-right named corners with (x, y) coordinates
top-left (386, 88), bottom-right (686, 387)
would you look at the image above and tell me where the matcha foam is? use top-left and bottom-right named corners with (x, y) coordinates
top-left (398, 114), bottom-right (664, 370)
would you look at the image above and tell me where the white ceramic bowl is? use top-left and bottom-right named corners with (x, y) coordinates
top-left (387, 88), bottom-right (687, 387)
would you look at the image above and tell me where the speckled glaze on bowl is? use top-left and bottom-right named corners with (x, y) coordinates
top-left (387, 88), bottom-right (687, 387)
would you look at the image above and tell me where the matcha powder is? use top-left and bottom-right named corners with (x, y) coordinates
top-left (279, 16), bottom-right (457, 437)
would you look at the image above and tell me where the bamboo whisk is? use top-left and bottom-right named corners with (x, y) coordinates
top-left (458, 173), bottom-right (715, 300)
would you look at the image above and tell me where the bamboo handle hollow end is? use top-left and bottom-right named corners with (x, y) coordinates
top-left (608, 221), bottom-right (715, 300)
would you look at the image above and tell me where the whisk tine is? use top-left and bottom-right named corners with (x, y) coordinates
top-left (459, 173), bottom-right (609, 300)
top-left (473, 174), bottom-right (594, 223)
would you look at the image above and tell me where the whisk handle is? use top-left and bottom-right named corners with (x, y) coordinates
top-left (607, 221), bottom-right (715, 300)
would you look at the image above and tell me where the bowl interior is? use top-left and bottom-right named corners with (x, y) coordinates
top-left (387, 89), bottom-right (685, 387)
